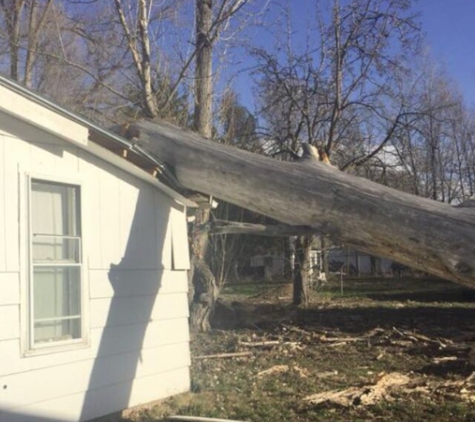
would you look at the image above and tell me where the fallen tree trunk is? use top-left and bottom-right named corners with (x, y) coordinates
top-left (128, 119), bottom-right (475, 287)
top-left (198, 219), bottom-right (319, 237)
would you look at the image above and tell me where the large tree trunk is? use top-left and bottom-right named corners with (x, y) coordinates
top-left (128, 119), bottom-right (475, 288)
top-left (194, 0), bottom-right (213, 137)
top-left (293, 235), bottom-right (311, 307)
top-left (189, 0), bottom-right (215, 331)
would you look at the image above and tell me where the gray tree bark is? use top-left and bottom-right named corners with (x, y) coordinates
top-left (127, 119), bottom-right (475, 288)
top-left (293, 235), bottom-right (311, 307)
top-left (198, 219), bottom-right (320, 237)
top-left (189, 0), bottom-right (216, 332)
top-left (194, 0), bottom-right (213, 137)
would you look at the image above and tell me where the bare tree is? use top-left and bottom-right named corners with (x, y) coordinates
top-left (252, 0), bottom-right (421, 305)
top-left (194, 0), bottom-right (213, 137)
top-left (0, 0), bottom-right (53, 86)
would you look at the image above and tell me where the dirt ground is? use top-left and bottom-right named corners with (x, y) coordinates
top-left (124, 278), bottom-right (475, 422)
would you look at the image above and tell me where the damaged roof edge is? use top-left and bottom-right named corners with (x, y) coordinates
top-left (0, 74), bottom-right (196, 208)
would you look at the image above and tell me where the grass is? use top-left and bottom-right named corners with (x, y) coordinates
top-left (123, 277), bottom-right (475, 422)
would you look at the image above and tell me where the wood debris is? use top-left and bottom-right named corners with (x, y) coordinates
top-left (432, 356), bottom-right (458, 364)
top-left (304, 372), bottom-right (410, 407)
top-left (256, 364), bottom-right (310, 379)
top-left (292, 365), bottom-right (310, 378)
top-left (257, 365), bottom-right (290, 378)
top-left (392, 327), bottom-right (449, 348)
top-left (315, 370), bottom-right (339, 379)
top-left (193, 352), bottom-right (253, 360)
top-left (319, 336), bottom-right (365, 343)
top-left (239, 340), bottom-right (302, 349)
top-left (239, 340), bottom-right (280, 347)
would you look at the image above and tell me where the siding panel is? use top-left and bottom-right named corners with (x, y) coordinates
top-left (90, 292), bottom-right (188, 328)
top-left (171, 204), bottom-right (190, 270)
top-left (78, 154), bottom-right (102, 270)
top-left (1, 367), bottom-right (190, 422)
top-left (0, 273), bottom-right (20, 305)
top-left (0, 318), bottom-right (189, 377)
top-left (3, 138), bottom-right (21, 272)
top-left (0, 135), bottom-right (5, 272)
top-left (156, 193), bottom-right (173, 270)
top-left (89, 269), bottom-right (188, 299)
top-left (0, 343), bottom-right (190, 411)
top-left (0, 305), bottom-right (20, 341)
top-left (98, 170), bottom-right (121, 269)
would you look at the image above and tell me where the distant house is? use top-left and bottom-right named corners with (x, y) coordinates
top-left (326, 247), bottom-right (394, 276)
top-left (0, 75), bottom-right (195, 421)
top-left (249, 254), bottom-right (285, 280)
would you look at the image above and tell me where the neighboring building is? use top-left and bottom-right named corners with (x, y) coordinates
top-left (326, 247), bottom-right (394, 276)
top-left (0, 75), bottom-right (195, 421)
top-left (249, 254), bottom-right (285, 280)
top-left (248, 237), bottom-right (401, 282)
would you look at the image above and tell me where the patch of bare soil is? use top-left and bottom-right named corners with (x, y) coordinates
top-left (124, 279), bottom-right (475, 422)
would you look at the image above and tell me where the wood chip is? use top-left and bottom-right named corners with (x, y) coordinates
top-left (315, 370), bottom-right (338, 379)
top-left (292, 365), bottom-right (310, 378)
top-left (304, 372), bottom-right (410, 407)
top-left (257, 365), bottom-right (289, 378)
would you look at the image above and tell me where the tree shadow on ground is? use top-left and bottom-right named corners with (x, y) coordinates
top-left (295, 305), bottom-right (475, 338)
top-left (365, 288), bottom-right (475, 304)
top-left (213, 300), bottom-right (475, 343)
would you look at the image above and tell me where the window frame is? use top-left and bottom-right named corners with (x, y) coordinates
top-left (23, 172), bottom-right (89, 355)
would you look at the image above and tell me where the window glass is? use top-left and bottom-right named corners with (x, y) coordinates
top-left (31, 180), bottom-right (82, 346)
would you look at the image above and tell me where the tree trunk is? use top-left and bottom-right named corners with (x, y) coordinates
top-left (293, 235), bottom-right (311, 307)
top-left (127, 119), bottom-right (475, 288)
top-left (188, 0), bottom-right (215, 331)
top-left (189, 208), bottom-right (218, 331)
top-left (321, 236), bottom-right (330, 280)
top-left (190, 253), bottom-right (219, 332)
top-left (283, 238), bottom-right (293, 279)
top-left (199, 219), bottom-right (320, 236)
top-left (194, 0), bottom-right (213, 137)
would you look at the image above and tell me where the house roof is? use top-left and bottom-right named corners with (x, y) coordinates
top-left (0, 74), bottom-right (196, 208)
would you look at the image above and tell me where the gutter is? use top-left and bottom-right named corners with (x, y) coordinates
top-left (0, 74), bottom-right (196, 207)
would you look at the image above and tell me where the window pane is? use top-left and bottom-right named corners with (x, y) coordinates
top-left (30, 180), bottom-right (82, 347)
top-left (34, 318), bottom-right (81, 344)
top-left (31, 181), bottom-right (80, 237)
top-left (33, 266), bottom-right (81, 320)
top-left (32, 236), bottom-right (80, 263)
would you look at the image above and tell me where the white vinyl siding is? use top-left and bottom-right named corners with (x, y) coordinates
top-left (171, 204), bottom-right (190, 270)
top-left (30, 180), bottom-right (83, 347)
top-left (0, 114), bottom-right (190, 422)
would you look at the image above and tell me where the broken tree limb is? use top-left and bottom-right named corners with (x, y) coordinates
top-left (126, 119), bottom-right (475, 287)
top-left (303, 372), bottom-right (410, 407)
top-left (256, 365), bottom-right (290, 378)
top-left (239, 340), bottom-right (281, 347)
top-left (193, 352), bottom-right (253, 360)
top-left (198, 219), bottom-right (320, 236)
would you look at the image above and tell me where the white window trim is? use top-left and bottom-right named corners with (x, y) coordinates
top-left (20, 171), bottom-right (90, 356)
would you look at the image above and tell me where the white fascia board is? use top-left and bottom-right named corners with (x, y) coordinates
top-left (0, 84), bottom-right (88, 147)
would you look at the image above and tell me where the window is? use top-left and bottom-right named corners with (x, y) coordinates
top-left (29, 179), bottom-right (83, 347)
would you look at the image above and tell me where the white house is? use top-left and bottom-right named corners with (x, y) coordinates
top-left (0, 75), bottom-right (196, 421)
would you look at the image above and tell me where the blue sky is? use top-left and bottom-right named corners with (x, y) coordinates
top-left (232, 0), bottom-right (475, 111)
top-left (418, 0), bottom-right (475, 106)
